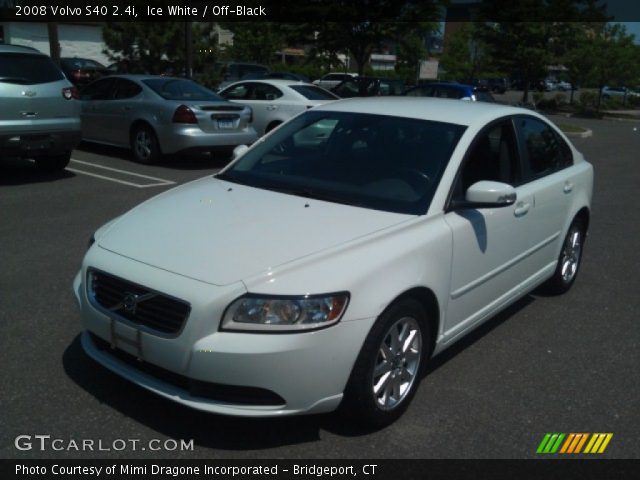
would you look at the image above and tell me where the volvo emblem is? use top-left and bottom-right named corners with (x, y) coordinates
top-left (108, 291), bottom-right (157, 314)
top-left (123, 293), bottom-right (138, 313)
top-left (22, 90), bottom-right (37, 97)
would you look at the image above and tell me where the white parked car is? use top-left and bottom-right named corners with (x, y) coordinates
top-left (218, 79), bottom-right (338, 135)
top-left (601, 86), bottom-right (640, 99)
top-left (74, 98), bottom-right (593, 426)
top-left (313, 72), bottom-right (358, 90)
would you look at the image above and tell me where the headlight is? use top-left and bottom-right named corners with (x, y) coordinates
top-left (221, 293), bottom-right (349, 332)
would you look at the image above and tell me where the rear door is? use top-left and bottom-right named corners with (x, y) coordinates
top-left (513, 115), bottom-right (576, 277)
top-left (220, 82), bottom-right (282, 134)
top-left (0, 52), bottom-right (77, 135)
top-left (106, 78), bottom-right (143, 145)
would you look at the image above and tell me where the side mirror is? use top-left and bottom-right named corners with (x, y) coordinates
top-left (231, 144), bottom-right (249, 160)
top-left (452, 181), bottom-right (517, 210)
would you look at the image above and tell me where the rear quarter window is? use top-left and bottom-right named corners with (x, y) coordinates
top-left (289, 85), bottom-right (338, 100)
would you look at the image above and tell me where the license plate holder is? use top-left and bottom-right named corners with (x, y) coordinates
top-left (217, 118), bottom-right (234, 129)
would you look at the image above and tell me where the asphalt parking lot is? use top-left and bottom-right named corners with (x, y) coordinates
top-left (1, 115), bottom-right (639, 459)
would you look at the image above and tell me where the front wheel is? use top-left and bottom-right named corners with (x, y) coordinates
top-left (342, 299), bottom-right (429, 428)
top-left (542, 219), bottom-right (586, 294)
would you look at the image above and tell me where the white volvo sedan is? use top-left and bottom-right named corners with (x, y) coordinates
top-left (74, 98), bottom-right (593, 426)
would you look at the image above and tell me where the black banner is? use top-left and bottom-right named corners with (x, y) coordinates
top-left (3, 459), bottom-right (640, 480)
top-left (2, 0), bottom-right (640, 22)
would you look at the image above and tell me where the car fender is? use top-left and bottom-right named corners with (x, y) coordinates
top-left (241, 214), bottom-right (453, 341)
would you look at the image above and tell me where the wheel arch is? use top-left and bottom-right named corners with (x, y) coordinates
top-left (386, 286), bottom-right (440, 356)
top-left (575, 206), bottom-right (590, 232)
top-left (265, 120), bottom-right (283, 133)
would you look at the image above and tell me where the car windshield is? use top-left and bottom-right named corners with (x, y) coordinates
top-left (142, 78), bottom-right (223, 101)
top-left (289, 85), bottom-right (339, 100)
top-left (217, 111), bottom-right (466, 215)
top-left (0, 53), bottom-right (64, 84)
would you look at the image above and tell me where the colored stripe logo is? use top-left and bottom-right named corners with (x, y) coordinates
top-left (537, 433), bottom-right (613, 454)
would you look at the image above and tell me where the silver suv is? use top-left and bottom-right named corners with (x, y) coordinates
top-left (0, 44), bottom-right (81, 171)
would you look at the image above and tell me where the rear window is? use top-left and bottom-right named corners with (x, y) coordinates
top-left (289, 85), bottom-right (339, 100)
top-left (62, 58), bottom-right (106, 70)
top-left (142, 78), bottom-right (223, 101)
top-left (474, 91), bottom-right (495, 103)
top-left (0, 53), bottom-right (64, 85)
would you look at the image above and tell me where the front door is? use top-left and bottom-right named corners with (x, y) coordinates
top-left (443, 118), bottom-right (534, 340)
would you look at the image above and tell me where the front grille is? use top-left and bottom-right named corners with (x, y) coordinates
top-left (89, 333), bottom-right (286, 406)
top-left (88, 270), bottom-right (190, 335)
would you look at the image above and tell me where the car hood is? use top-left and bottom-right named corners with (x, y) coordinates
top-left (98, 177), bottom-right (412, 286)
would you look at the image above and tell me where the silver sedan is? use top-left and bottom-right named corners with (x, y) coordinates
top-left (79, 75), bottom-right (258, 163)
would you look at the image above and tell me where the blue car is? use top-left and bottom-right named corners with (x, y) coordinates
top-left (405, 82), bottom-right (495, 102)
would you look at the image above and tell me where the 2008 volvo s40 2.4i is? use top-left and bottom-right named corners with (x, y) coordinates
top-left (74, 98), bottom-right (593, 426)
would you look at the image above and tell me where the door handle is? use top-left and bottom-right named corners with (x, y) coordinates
top-left (266, 105), bottom-right (278, 111)
top-left (563, 181), bottom-right (574, 194)
top-left (514, 201), bottom-right (530, 217)
top-left (122, 106), bottom-right (132, 112)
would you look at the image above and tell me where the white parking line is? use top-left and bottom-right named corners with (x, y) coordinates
top-left (67, 158), bottom-right (176, 188)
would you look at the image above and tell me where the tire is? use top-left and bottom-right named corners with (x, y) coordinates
top-left (130, 125), bottom-right (161, 164)
top-left (542, 218), bottom-right (586, 295)
top-left (34, 152), bottom-right (71, 172)
top-left (342, 298), bottom-right (430, 428)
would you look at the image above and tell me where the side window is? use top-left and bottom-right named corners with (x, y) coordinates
top-left (113, 79), bottom-right (142, 100)
top-left (252, 83), bottom-right (283, 101)
top-left (454, 119), bottom-right (519, 200)
top-left (80, 78), bottom-right (115, 100)
top-left (220, 83), bottom-right (250, 100)
top-left (515, 117), bottom-right (573, 181)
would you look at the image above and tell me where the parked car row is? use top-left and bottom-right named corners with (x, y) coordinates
top-left (600, 85), bottom-right (640, 99)
top-left (2, 46), bottom-right (507, 170)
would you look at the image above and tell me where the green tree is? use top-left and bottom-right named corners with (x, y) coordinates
top-left (588, 23), bottom-right (639, 108)
top-left (395, 31), bottom-right (428, 83)
top-left (440, 23), bottom-right (486, 83)
top-left (102, 22), bottom-right (217, 74)
top-left (288, 2), bottom-right (440, 75)
top-left (479, 0), bottom-right (608, 103)
top-left (219, 23), bottom-right (285, 65)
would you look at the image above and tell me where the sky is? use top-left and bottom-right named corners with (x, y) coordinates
top-left (620, 22), bottom-right (640, 42)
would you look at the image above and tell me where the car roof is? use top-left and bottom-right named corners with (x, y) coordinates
top-left (229, 79), bottom-right (313, 87)
top-left (104, 74), bottom-right (190, 82)
top-left (0, 44), bottom-right (43, 54)
top-left (313, 97), bottom-right (532, 127)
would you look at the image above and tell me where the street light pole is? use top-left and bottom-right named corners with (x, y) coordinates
top-left (185, 21), bottom-right (193, 78)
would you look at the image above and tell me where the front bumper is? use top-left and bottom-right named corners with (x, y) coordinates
top-left (73, 252), bottom-right (373, 417)
top-left (156, 124), bottom-right (258, 155)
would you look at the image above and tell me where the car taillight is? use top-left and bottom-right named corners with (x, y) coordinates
top-left (172, 105), bottom-right (197, 124)
top-left (62, 87), bottom-right (79, 100)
